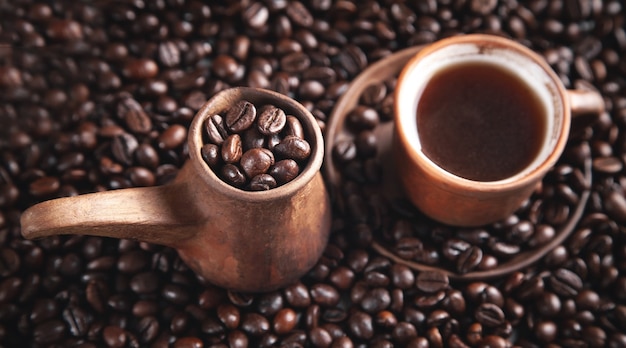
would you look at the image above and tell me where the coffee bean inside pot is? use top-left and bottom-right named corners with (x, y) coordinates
top-left (257, 105), bottom-right (287, 135)
top-left (225, 100), bottom-right (257, 133)
top-left (202, 100), bottom-right (311, 190)
top-left (205, 114), bottom-right (229, 145)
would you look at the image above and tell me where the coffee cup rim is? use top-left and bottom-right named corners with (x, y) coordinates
top-left (395, 34), bottom-right (571, 191)
top-left (188, 87), bottom-right (325, 200)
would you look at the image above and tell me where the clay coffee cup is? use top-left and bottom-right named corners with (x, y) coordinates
top-left (20, 87), bottom-right (332, 292)
top-left (394, 34), bottom-right (604, 226)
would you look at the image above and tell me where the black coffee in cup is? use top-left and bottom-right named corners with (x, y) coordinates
top-left (416, 61), bottom-right (547, 181)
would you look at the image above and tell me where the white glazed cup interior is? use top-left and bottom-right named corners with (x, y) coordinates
top-left (396, 36), bottom-right (567, 186)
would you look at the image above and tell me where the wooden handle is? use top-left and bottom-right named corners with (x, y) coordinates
top-left (20, 183), bottom-right (200, 247)
top-left (568, 89), bottom-right (605, 116)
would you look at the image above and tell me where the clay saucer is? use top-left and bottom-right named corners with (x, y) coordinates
top-left (324, 46), bottom-right (591, 280)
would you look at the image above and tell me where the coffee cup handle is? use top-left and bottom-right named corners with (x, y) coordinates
top-left (568, 89), bottom-right (605, 116)
top-left (20, 181), bottom-right (200, 247)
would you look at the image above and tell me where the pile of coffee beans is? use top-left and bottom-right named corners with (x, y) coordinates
top-left (1, 0), bottom-right (626, 347)
top-left (201, 100), bottom-right (311, 190)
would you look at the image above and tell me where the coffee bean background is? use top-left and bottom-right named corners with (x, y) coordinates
top-left (1, 1), bottom-right (626, 347)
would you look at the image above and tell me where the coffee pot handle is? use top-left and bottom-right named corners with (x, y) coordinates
top-left (20, 182), bottom-right (199, 247)
top-left (568, 89), bottom-right (605, 116)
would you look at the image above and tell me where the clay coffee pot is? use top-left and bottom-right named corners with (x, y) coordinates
top-left (20, 87), bottom-right (332, 292)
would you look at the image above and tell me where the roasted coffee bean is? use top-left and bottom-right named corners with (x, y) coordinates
top-left (533, 320), bottom-right (558, 343)
top-left (241, 2), bottom-right (269, 28)
top-left (62, 306), bottom-right (89, 337)
top-left (347, 105), bottom-right (379, 129)
top-left (456, 246), bottom-right (483, 274)
top-left (217, 304), bottom-right (240, 329)
top-left (46, 18), bottom-right (83, 40)
top-left (273, 135), bottom-right (311, 161)
top-left (284, 1), bottom-right (313, 26)
top-left (329, 266), bottom-right (355, 290)
top-left (415, 290), bottom-right (445, 309)
top-left (249, 173), bottom-right (277, 191)
top-left (337, 45), bottom-right (368, 76)
top-left (158, 124), bottom-right (187, 150)
top-left (284, 115), bottom-right (304, 138)
top-left (161, 284), bottom-right (189, 304)
top-left (575, 289), bottom-right (601, 311)
top-left (284, 282), bottom-right (311, 308)
top-left (333, 139), bottom-right (357, 163)
top-left (416, 271), bottom-right (449, 293)
top-left (536, 291), bottom-right (561, 317)
top-left (197, 286), bottom-right (225, 311)
top-left (86, 279), bottom-right (107, 313)
top-left (127, 167), bottom-right (156, 186)
top-left (474, 303), bottom-right (505, 328)
top-left (110, 134), bottom-right (138, 166)
top-left (466, 282), bottom-right (504, 307)
top-left (240, 148), bottom-right (273, 179)
top-left (157, 42), bottom-right (180, 68)
top-left (0, 67), bottom-right (23, 88)
top-left (130, 271), bottom-right (160, 294)
top-left (136, 316), bottom-right (159, 343)
top-left (348, 310), bottom-right (374, 340)
top-left (310, 283), bottom-right (340, 307)
top-left (273, 308), bottom-right (297, 334)
top-left (375, 310), bottom-right (397, 328)
top-left (221, 134), bottom-right (243, 164)
top-left (240, 312), bottom-right (270, 336)
top-left (280, 52), bottom-right (311, 73)
top-left (225, 100), bottom-right (256, 132)
top-left (364, 271), bottom-right (389, 287)
top-left (205, 114), bottom-right (229, 145)
top-left (227, 329), bottom-right (248, 348)
top-left (442, 239), bottom-right (471, 261)
top-left (488, 239), bottom-right (521, 257)
top-left (241, 127), bottom-right (266, 150)
top-left (122, 58), bottom-right (159, 80)
top-left (604, 189), bottom-right (626, 224)
top-left (200, 143), bottom-right (220, 169)
top-left (309, 327), bottom-right (332, 347)
top-left (529, 224), bottom-right (556, 248)
top-left (361, 287), bottom-right (391, 313)
top-left (103, 325), bottom-right (127, 347)
top-left (257, 105), bottom-right (286, 135)
top-left (413, 249), bottom-right (437, 266)
top-left (29, 176), bottom-right (60, 197)
top-left (133, 144), bottom-right (159, 169)
top-left (360, 83), bottom-right (387, 106)
top-left (117, 250), bottom-right (149, 274)
top-left (117, 95), bottom-right (152, 134)
top-left (507, 220), bottom-right (534, 244)
top-left (390, 264), bottom-right (415, 289)
top-left (549, 268), bottom-right (583, 297)
top-left (269, 159), bottom-right (299, 184)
